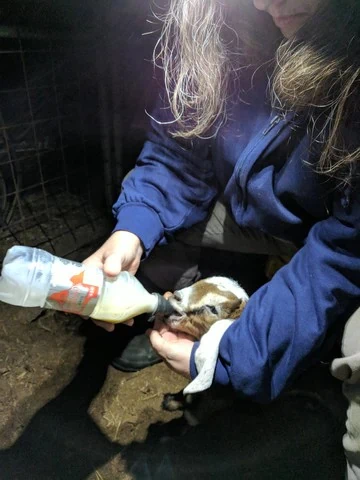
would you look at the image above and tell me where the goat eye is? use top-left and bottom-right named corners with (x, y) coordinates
top-left (206, 305), bottom-right (218, 315)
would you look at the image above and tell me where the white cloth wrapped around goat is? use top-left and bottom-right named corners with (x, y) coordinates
top-left (184, 319), bottom-right (234, 394)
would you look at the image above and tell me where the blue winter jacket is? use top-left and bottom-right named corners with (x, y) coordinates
top-left (113, 70), bottom-right (360, 403)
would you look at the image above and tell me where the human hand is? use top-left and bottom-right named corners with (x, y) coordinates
top-left (147, 317), bottom-right (195, 379)
top-left (83, 230), bottom-right (144, 332)
top-left (83, 230), bottom-right (143, 276)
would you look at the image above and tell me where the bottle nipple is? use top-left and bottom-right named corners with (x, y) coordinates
top-left (152, 293), bottom-right (175, 316)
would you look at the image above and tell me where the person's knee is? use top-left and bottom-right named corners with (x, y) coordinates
top-left (331, 308), bottom-right (360, 383)
top-left (331, 309), bottom-right (360, 479)
top-left (342, 308), bottom-right (360, 358)
top-left (342, 384), bottom-right (360, 478)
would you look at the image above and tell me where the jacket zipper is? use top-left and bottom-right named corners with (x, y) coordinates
top-left (262, 115), bottom-right (281, 135)
top-left (235, 113), bottom-right (294, 218)
top-left (235, 114), bottom-right (285, 187)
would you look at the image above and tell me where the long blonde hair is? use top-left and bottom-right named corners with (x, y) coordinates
top-left (153, 0), bottom-right (231, 138)
top-left (154, 0), bottom-right (360, 181)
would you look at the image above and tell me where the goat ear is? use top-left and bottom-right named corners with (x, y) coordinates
top-left (227, 299), bottom-right (247, 319)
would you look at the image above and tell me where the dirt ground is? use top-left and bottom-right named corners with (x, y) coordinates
top-left (0, 302), bottom-right (188, 478)
top-left (0, 251), bottom-right (350, 480)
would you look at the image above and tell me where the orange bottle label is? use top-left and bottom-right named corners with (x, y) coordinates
top-left (46, 269), bottom-right (102, 316)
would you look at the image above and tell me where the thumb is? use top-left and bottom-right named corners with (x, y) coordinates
top-left (82, 253), bottom-right (104, 270)
top-left (147, 329), bottom-right (167, 358)
top-left (103, 253), bottom-right (122, 277)
top-left (92, 320), bottom-right (115, 332)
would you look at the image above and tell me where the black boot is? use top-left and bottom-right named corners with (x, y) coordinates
top-left (111, 332), bottom-right (162, 372)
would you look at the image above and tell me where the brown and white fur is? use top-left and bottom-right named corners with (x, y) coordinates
top-left (164, 276), bottom-right (249, 340)
top-left (160, 276), bottom-right (249, 426)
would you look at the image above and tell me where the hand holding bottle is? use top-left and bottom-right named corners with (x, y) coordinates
top-left (83, 231), bottom-right (144, 331)
top-left (83, 230), bottom-right (143, 276)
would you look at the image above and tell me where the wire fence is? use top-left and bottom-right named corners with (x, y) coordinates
top-left (0, 29), bottom-right (112, 261)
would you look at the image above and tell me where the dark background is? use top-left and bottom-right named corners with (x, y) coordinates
top-left (0, 0), bottom-right (163, 257)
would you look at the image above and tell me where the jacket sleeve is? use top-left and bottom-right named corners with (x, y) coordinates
top-left (205, 187), bottom-right (360, 403)
top-left (112, 97), bottom-right (218, 257)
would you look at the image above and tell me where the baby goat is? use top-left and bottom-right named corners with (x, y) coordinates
top-left (163, 276), bottom-right (249, 340)
top-left (160, 276), bottom-right (248, 425)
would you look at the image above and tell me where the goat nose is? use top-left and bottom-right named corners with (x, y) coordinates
top-left (173, 291), bottom-right (182, 302)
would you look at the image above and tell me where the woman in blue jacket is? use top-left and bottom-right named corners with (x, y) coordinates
top-left (85, 0), bottom-right (360, 476)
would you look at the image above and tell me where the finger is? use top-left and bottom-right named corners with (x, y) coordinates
top-left (103, 253), bottom-right (122, 277)
top-left (153, 323), bottom-right (179, 340)
top-left (153, 317), bottom-right (168, 332)
top-left (147, 329), bottom-right (169, 358)
top-left (160, 330), bottom-right (185, 342)
top-left (127, 263), bottom-right (140, 276)
top-left (82, 254), bottom-right (104, 270)
top-left (123, 319), bottom-right (134, 327)
top-left (92, 320), bottom-right (115, 332)
top-left (164, 291), bottom-right (173, 299)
